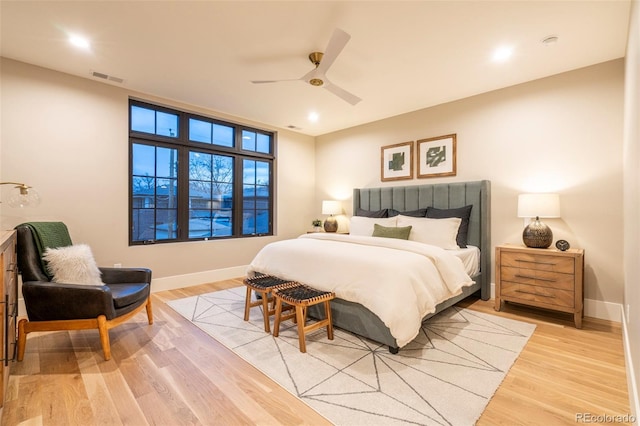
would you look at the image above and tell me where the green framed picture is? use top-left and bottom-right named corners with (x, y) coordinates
top-left (381, 141), bottom-right (414, 182)
top-left (417, 134), bottom-right (457, 179)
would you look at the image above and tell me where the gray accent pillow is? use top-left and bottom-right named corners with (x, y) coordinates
top-left (426, 205), bottom-right (473, 248)
top-left (388, 208), bottom-right (427, 217)
top-left (356, 208), bottom-right (388, 218)
top-left (372, 224), bottom-right (412, 240)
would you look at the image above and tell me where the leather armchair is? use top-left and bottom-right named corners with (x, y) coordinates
top-left (15, 224), bottom-right (153, 361)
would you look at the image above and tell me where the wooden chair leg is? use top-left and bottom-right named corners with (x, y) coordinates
top-left (17, 318), bottom-right (28, 362)
top-left (243, 286), bottom-right (252, 321)
top-left (296, 305), bottom-right (306, 353)
top-left (273, 298), bottom-right (283, 337)
top-left (97, 315), bottom-right (111, 361)
top-left (145, 297), bottom-right (154, 325)
top-left (261, 291), bottom-right (272, 333)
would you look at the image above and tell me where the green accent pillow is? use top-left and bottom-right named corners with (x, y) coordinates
top-left (372, 224), bottom-right (412, 240)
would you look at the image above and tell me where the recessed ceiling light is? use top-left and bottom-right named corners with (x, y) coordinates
top-left (308, 112), bottom-right (319, 122)
top-left (542, 35), bottom-right (559, 46)
top-left (492, 46), bottom-right (513, 62)
top-left (68, 34), bottom-right (90, 50)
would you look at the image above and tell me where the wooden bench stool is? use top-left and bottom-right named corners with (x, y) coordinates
top-left (243, 274), bottom-right (298, 333)
top-left (272, 284), bottom-right (335, 353)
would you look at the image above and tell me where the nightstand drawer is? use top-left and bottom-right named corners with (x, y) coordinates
top-left (501, 252), bottom-right (575, 274)
top-left (501, 266), bottom-right (575, 290)
top-left (501, 282), bottom-right (575, 308)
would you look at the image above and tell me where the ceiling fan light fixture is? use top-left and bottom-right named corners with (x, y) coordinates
top-left (308, 52), bottom-right (324, 67)
top-left (309, 78), bottom-right (324, 86)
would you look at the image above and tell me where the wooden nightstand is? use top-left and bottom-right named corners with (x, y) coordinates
top-left (495, 244), bottom-right (585, 328)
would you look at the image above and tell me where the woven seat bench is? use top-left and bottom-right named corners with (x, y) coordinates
top-left (243, 274), bottom-right (298, 333)
top-left (273, 284), bottom-right (335, 353)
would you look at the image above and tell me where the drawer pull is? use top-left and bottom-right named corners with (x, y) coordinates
top-left (515, 274), bottom-right (556, 282)
top-left (516, 289), bottom-right (556, 298)
top-left (515, 259), bottom-right (557, 266)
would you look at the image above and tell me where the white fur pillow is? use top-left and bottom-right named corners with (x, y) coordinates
top-left (396, 215), bottom-right (462, 249)
top-left (349, 216), bottom-right (397, 236)
top-left (43, 244), bottom-right (104, 286)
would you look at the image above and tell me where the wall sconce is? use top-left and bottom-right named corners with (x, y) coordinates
top-left (321, 200), bottom-right (342, 233)
top-left (0, 182), bottom-right (41, 208)
top-left (517, 193), bottom-right (560, 248)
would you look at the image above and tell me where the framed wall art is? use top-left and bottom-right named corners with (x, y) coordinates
top-left (417, 134), bottom-right (457, 178)
top-left (381, 141), bottom-right (414, 181)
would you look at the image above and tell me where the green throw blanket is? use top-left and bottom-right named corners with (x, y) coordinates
top-left (18, 222), bottom-right (73, 279)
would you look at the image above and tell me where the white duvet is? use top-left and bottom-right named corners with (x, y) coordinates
top-left (247, 233), bottom-right (474, 347)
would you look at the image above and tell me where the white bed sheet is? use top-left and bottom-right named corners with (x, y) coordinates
top-left (449, 245), bottom-right (480, 277)
top-left (247, 233), bottom-right (474, 347)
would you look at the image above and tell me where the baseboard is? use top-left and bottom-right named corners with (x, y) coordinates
top-left (490, 283), bottom-right (622, 322)
top-left (621, 306), bottom-right (640, 423)
top-left (149, 265), bottom-right (248, 292)
top-left (584, 298), bottom-right (623, 322)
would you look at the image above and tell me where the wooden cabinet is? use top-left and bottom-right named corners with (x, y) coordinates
top-left (495, 244), bottom-right (585, 328)
top-left (0, 230), bottom-right (17, 413)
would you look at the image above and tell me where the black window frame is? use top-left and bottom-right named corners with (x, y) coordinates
top-left (129, 99), bottom-right (276, 245)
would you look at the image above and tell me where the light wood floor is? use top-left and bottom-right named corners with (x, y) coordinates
top-left (1, 279), bottom-right (632, 425)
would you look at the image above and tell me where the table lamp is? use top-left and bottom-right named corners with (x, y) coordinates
top-left (322, 200), bottom-right (341, 232)
top-left (517, 193), bottom-right (560, 248)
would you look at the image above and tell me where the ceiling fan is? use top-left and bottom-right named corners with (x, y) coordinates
top-left (251, 28), bottom-right (362, 106)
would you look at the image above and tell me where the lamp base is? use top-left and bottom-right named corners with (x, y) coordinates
top-left (324, 216), bottom-right (338, 233)
top-left (522, 217), bottom-right (553, 248)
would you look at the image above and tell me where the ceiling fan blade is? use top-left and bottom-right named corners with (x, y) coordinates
top-left (251, 78), bottom-right (300, 84)
top-left (324, 79), bottom-right (362, 105)
top-left (315, 28), bottom-right (351, 75)
top-left (300, 66), bottom-right (321, 83)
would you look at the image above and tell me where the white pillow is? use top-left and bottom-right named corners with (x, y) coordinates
top-left (349, 216), bottom-right (397, 236)
top-left (396, 215), bottom-right (462, 249)
top-left (43, 244), bottom-right (104, 286)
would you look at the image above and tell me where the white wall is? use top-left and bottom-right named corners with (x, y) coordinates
top-left (316, 59), bottom-right (625, 312)
top-left (0, 58), bottom-right (316, 284)
top-left (623, 0), bottom-right (640, 417)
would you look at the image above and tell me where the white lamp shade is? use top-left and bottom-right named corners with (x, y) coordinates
top-left (322, 200), bottom-right (342, 215)
top-left (517, 193), bottom-right (560, 218)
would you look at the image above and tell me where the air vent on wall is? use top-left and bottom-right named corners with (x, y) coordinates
top-left (91, 71), bottom-right (124, 84)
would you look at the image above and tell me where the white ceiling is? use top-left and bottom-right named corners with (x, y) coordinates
top-left (0, 1), bottom-right (631, 136)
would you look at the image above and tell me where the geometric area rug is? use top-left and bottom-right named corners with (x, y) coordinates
top-left (167, 287), bottom-right (536, 426)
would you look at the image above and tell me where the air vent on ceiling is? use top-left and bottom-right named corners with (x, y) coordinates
top-left (91, 71), bottom-right (124, 84)
top-left (287, 125), bottom-right (302, 130)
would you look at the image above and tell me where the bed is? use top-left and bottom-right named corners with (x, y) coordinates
top-left (248, 180), bottom-right (491, 353)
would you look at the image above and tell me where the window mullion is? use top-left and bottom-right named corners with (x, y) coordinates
top-left (231, 155), bottom-right (241, 237)
top-left (177, 148), bottom-right (190, 240)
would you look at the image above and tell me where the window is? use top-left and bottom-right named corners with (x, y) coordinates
top-left (129, 100), bottom-right (275, 245)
